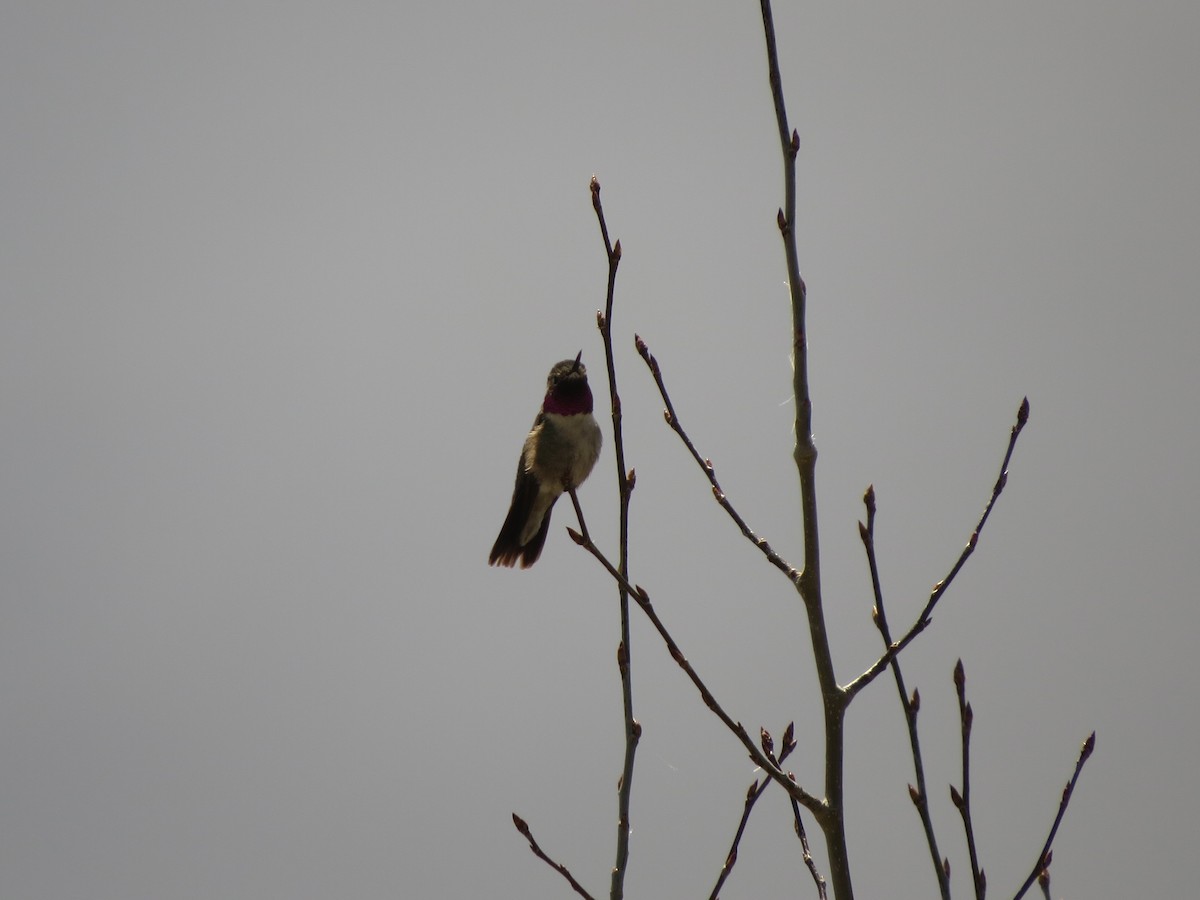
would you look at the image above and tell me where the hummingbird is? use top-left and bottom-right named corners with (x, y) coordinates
top-left (489, 352), bottom-right (603, 568)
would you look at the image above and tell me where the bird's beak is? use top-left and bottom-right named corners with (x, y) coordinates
top-left (572, 350), bottom-right (583, 372)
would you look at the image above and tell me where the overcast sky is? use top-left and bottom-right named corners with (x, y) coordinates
top-left (2, 2), bottom-right (1198, 898)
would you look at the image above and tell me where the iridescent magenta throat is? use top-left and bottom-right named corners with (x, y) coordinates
top-left (543, 386), bottom-right (593, 416)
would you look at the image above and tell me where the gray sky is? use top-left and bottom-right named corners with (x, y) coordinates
top-left (2, 2), bottom-right (1197, 897)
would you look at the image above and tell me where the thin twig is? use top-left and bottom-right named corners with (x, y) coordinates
top-left (789, 795), bottom-right (829, 900)
top-left (841, 621), bottom-right (929, 700)
top-left (627, 582), bottom-right (826, 817)
top-left (589, 176), bottom-right (639, 900)
top-left (759, 3), bottom-right (850, 894)
top-left (844, 397), bottom-right (1031, 701)
top-left (952, 660), bottom-right (986, 900)
top-left (1012, 733), bottom-right (1096, 900)
top-left (915, 396), bottom-right (1030, 622)
top-left (567, 488), bottom-right (590, 544)
top-left (708, 724), bottom-right (819, 899)
top-left (708, 778), bottom-right (771, 900)
top-left (855, 485), bottom-right (950, 899)
top-left (635, 335), bottom-right (800, 584)
top-left (512, 813), bottom-right (598, 900)
top-left (775, 726), bottom-right (828, 900)
top-left (564, 501), bottom-right (825, 822)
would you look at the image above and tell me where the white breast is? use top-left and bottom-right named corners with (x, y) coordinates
top-left (536, 411), bottom-right (602, 489)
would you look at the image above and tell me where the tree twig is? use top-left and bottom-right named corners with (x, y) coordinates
top-left (635, 335), bottom-right (800, 584)
top-left (951, 660), bottom-right (986, 900)
top-left (776, 724), bottom-right (829, 900)
top-left (1012, 733), bottom-right (1096, 900)
top-left (790, 794), bottom-right (829, 900)
top-left (759, 2), bottom-right (849, 894)
top-left (708, 778), bottom-right (771, 900)
top-left (588, 176), bottom-right (639, 900)
top-left (708, 724), bottom-right (818, 899)
top-left (854, 485), bottom-right (950, 899)
top-left (843, 397), bottom-right (1031, 701)
top-left (564, 501), bottom-right (825, 821)
top-left (512, 813), bottom-right (597, 900)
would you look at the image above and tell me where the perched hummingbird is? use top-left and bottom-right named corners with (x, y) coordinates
top-left (489, 352), bottom-right (603, 568)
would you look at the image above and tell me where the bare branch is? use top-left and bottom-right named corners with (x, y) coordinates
top-left (512, 813), bottom-right (597, 900)
top-left (952, 660), bottom-right (986, 900)
top-left (1013, 733), bottom-right (1096, 900)
top-left (588, 176), bottom-right (639, 900)
top-left (709, 721), bottom-right (823, 900)
top-left (565, 497), bottom-right (826, 821)
top-left (841, 620), bottom-right (931, 700)
top-left (590, 175), bottom-right (617, 260)
top-left (758, 3), bottom-right (851, 894)
top-left (631, 585), bottom-right (825, 816)
top-left (851, 485), bottom-right (950, 899)
top-left (708, 778), bottom-right (770, 900)
top-left (789, 795), bottom-right (830, 900)
top-left (845, 397), bottom-right (1031, 700)
top-left (756, 1), bottom-right (818, 601)
top-left (635, 334), bottom-right (800, 584)
top-left (913, 397), bottom-right (1030, 632)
